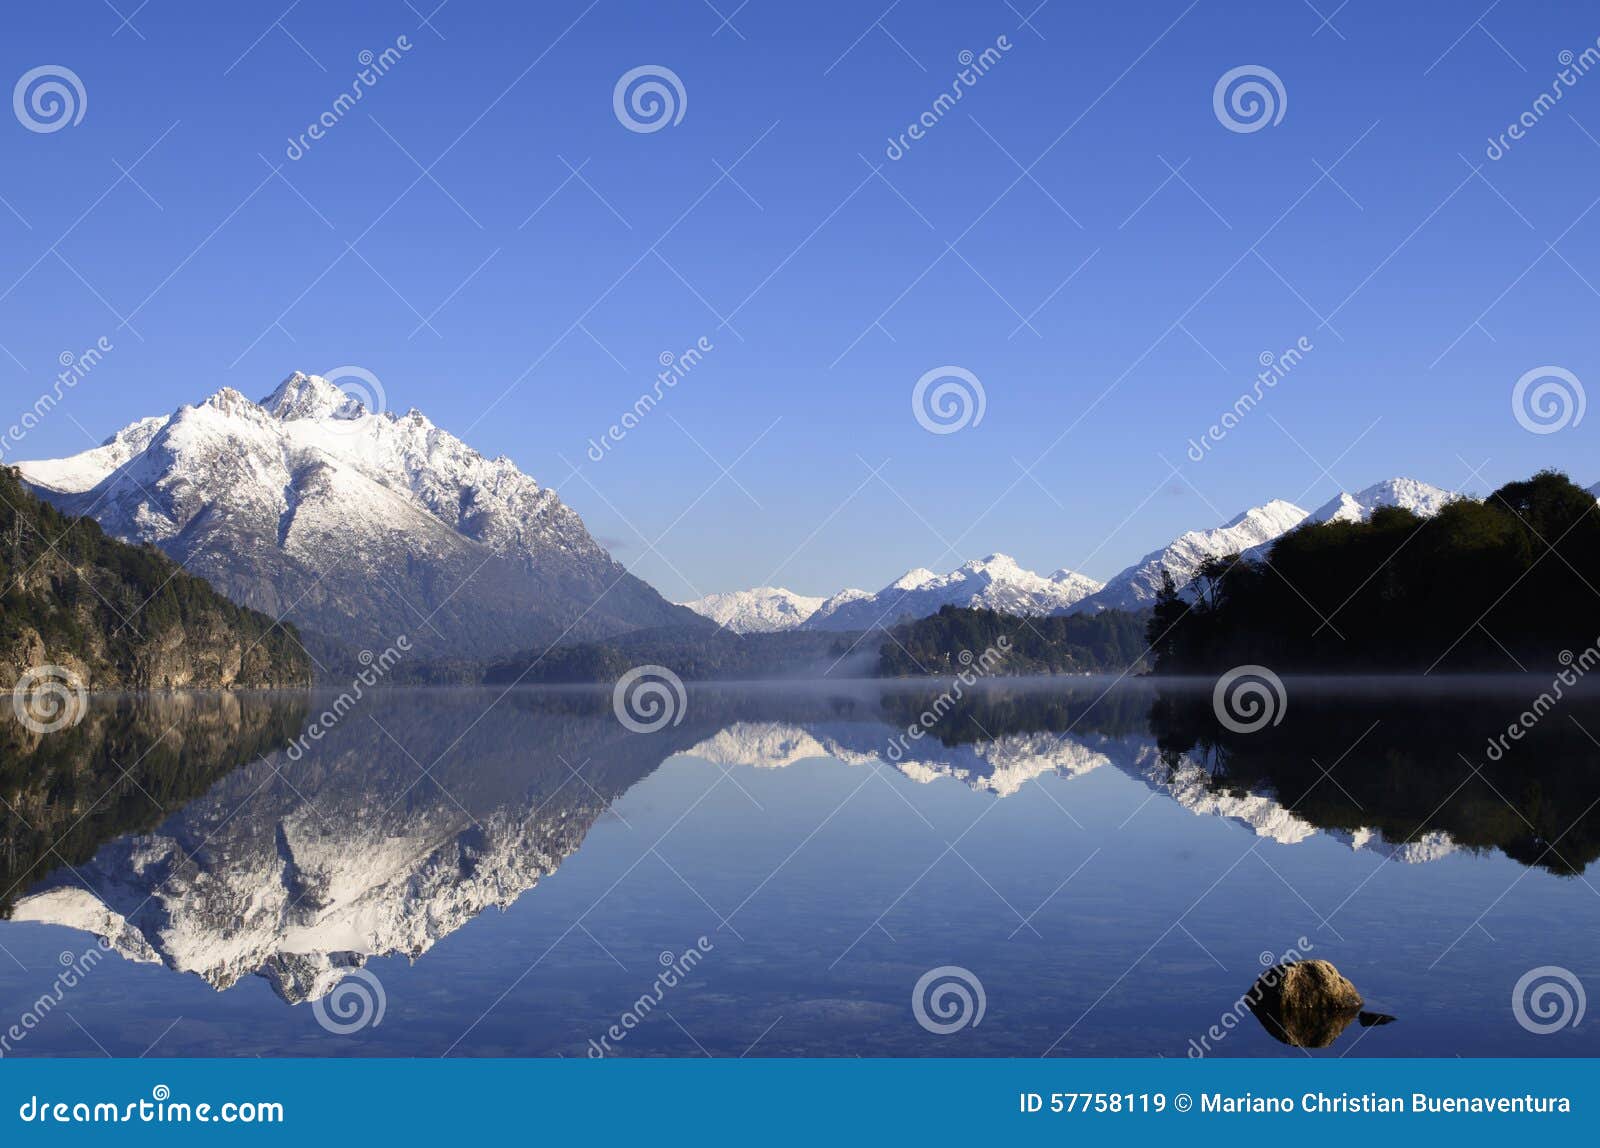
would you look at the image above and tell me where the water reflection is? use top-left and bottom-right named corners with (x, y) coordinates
top-left (4, 679), bottom-right (1599, 1024)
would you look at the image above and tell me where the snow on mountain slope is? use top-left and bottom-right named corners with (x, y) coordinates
top-left (1070, 499), bottom-right (1308, 614)
top-left (802, 553), bottom-right (1103, 632)
top-left (1307, 477), bottom-right (1456, 524)
top-left (1236, 477), bottom-right (1457, 564)
top-left (680, 587), bottom-right (825, 633)
top-left (16, 373), bottom-right (699, 661)
top-left (12, 415), bottom-right (170, 492)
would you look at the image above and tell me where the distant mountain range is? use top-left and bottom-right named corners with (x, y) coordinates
top-left (18, 373), bottom-right (700, 663)
top-left (682, 478), bottom-right (1465, 633)
top-left (686, 554), bottom-right (1105, 635)
top-left (19, 384), bottom-right (1590, 657)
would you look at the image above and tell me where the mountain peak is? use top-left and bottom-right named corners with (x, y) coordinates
top-left (959, 553), bottom-right (1022, 576)
top-left (16, 372), bottom-right (696, 660)
top-left (802, 554), bottom-right (1104, 632)
top-left (1309, 477), bottom-right (1454, 524)
top-left (199, 386), bottom-right (259, 417)
top-left (889, 567), bottom-right (940, 591)
top-left (259, 372), bottom-right (368, 422)
top-left (679, 586), bottom-right (826, 634)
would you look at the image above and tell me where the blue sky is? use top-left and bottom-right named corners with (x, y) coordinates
top-left (4, 0), bottom-right (1598, 601)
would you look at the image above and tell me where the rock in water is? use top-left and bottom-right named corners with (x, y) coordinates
top-left (1248, 959), bottom-right (1365, 1048)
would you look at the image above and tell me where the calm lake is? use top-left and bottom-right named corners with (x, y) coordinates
top-left (1, 679), bottom-right (1596, 1058)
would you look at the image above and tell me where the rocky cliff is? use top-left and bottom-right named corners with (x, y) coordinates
top-left (0, 466), bottom-right (312, 691)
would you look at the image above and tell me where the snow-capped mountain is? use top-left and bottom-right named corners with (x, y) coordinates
top-left (801, 554), bottom-right (1103, 632)
top-left (16, 373), bottom-right (699, 661)
top-left (1070, 499), bottom-right (1309, 614)
top-left (680, 586), bottom-right (825, 633)
top-left (1235, 477), bottom-right (1457, 564)
top-left (1306, 477), bottom-right (1456, 524)
top-left (689, 477), bottom-right (1465, 632)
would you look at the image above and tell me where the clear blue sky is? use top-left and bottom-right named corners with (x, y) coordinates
top-left (4, 1), bottom-right (1597, 602)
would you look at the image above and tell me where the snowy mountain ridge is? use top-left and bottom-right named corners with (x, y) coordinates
top-left (678, 587), bottom-right (826, 634)
top-left (685, 477), bottom-right (1468, 632)
top-left (16, 372), bottom-right (696, 660)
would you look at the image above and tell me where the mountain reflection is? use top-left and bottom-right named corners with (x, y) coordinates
top-left (5, 679), bottom-right (1598, 1008)
top-left (1, 692), bottom-right (307, 915)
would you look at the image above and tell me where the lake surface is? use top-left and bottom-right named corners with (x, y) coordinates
top-left (1, 678), bottom-right (1596, 1058)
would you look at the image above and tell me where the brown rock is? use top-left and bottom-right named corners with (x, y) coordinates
top-left (1248, 959), bottom-right (1365, 1048)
